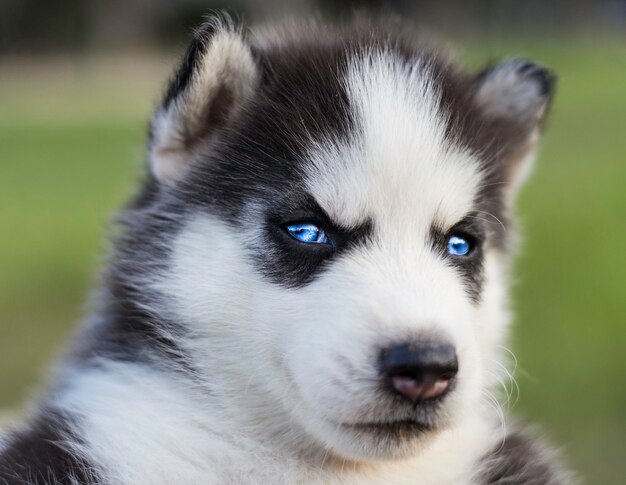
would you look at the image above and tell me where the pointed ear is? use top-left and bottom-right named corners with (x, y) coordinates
top-left (149, 18), bottom-right (259, 183)
top-left (473, 59), bottom-right (556, 202)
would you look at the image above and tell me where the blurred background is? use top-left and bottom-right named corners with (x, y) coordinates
top-left (0, 0), bottom-right (624, 482)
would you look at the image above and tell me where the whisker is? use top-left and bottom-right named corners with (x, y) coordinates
top-left (474, 210), bottom-right (506, 232)
top-left (481, 389), bottom-right (507, 452)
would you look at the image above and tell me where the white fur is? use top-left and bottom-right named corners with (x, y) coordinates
top-left (58, 359), bottom-right (497, 484)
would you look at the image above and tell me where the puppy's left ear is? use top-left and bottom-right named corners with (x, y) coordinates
top-left (473, 59), bottom-right (556, 202)
top-left (149, 17), bottom-right (259, 183)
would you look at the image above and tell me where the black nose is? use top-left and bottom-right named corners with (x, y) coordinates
top-left (379, 343), bottom-right (458, 402)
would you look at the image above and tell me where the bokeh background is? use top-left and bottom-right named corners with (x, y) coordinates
top-left (1, 0), bottom-right (624, 482)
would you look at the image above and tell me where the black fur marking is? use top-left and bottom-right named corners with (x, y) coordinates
top-left (430, 214), bottom-right (486, 302)
top-left (178, 30), bottom-right (356, 217)
top-left (0, 410), bottom-right (99, 484)
top-left (170, 32), bottom-right (364, 287)
top-left (259, 193), bottom-right (373, 287)
top-left (478, 429), bottom-right (567, 484)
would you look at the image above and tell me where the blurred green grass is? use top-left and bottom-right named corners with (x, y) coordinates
top-left (1, 40), bottom-right (625, 482)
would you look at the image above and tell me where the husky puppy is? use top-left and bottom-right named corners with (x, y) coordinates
top-left (0, 17), bottom-right (566, 485)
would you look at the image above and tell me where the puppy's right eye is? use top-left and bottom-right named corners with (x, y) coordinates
top-left (285, 223), bottom-right (330, 244)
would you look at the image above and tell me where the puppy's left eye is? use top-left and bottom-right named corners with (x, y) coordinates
top-left (285, 223), bottom-right (329, 244)
top-left (447, 235), bottom-right (472, 256)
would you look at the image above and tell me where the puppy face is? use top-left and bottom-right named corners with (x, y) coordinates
top-left (135, 20), bottom-right (554, 460)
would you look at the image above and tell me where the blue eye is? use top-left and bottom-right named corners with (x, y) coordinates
top-left (286, 223), bottom-right (329, 244)
top-left (447, 235), bottom-right (472, 256)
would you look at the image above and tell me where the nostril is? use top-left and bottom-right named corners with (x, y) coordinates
top-left (379, 343), bottom-right (458, 403)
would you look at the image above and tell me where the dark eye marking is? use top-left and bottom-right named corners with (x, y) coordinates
top-left (430, 214), bottom-right (486, 302)
top-left (254, 193), bottom-right (372, 288)
top-left (431, 214), bottom-right (485, 256)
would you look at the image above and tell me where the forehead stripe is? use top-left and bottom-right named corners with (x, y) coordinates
top-left (305, 50), bottom-right (484, 233)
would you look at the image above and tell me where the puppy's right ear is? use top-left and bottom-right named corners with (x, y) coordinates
top-left (149, 17), bottom-right (259, 183)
